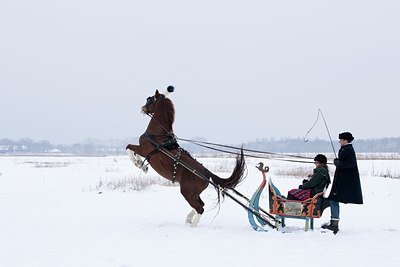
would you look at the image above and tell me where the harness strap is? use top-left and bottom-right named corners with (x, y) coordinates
top-left (142, 132), bottom-right (182, 182)
top-left (172, 148), bottom-right (183, 183)
top-left (141, 147), bottom-right (158, 169)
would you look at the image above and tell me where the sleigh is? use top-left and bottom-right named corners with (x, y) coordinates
top-left (268, 179), bottom-right (324, 231)
top-left (247, 164), bottom-right (325, 231)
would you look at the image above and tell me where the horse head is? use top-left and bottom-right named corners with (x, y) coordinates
top-left (142, 89), bottom-right (175, 131)
top-left (142, 89), bottom-right (164, 115)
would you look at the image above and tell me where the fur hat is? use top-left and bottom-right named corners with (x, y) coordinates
top-left (339, 132), bottom-right (354, 142)
top-left (314, 154), bottom-right (327, 164)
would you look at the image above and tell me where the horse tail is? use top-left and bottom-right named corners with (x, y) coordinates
top-left (209, 148), bottom-right (246, 189)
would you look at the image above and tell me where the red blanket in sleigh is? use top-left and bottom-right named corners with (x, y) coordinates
top-left (287, 188), bottom-right (311, 201)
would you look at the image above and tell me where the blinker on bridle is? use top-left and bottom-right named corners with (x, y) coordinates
top-left (145, 94), bottom-right (165, 108)
top-left (145, 96), bottom-right (154, 106)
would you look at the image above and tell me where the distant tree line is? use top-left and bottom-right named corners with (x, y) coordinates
top-left (0, 138), bottom-right (137, 155)
top-left (0, 137), bottom-right (399, 155)
top-left (244, 137), bottom-right (400, 153)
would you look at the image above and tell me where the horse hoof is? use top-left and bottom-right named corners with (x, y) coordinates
top-left (127, 150), bottom-right (144, 168)
top-left (190, 213), bottom-right (202, 228)
top-left (186, 209), bottom-right (196, 224)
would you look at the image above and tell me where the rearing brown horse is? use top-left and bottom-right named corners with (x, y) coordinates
top-left (126, 89), bottom-right (246, 227)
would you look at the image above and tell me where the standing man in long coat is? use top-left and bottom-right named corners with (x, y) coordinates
top-left (323, 132), bottom-right (363, 234)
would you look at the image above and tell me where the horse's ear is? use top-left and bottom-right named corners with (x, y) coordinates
top-left (155, 90), bottom-right (160, 97)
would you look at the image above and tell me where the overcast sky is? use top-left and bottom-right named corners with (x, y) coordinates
top-left (1, 1), bottom-right (399, 145)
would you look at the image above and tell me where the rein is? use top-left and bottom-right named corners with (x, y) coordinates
top-left (145, 113), bottom-right (326, 164)
top-left (146, 113), bottom-right (174, 138)
top-left (176, 137), bottom-right (314, 160)
top-left (144, 97), bottom-right (336, 164)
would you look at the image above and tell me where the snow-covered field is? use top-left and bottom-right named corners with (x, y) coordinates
top-left (1, 155), bottom-right (399, 267)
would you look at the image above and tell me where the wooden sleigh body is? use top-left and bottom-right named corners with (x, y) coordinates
top-left (268, 179), bottom-right (324, 231)
top-left (247, 163), bottom-right (326, 231)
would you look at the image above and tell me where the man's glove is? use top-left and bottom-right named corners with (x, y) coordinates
top-left (334, 158), bottom-right (340, 167)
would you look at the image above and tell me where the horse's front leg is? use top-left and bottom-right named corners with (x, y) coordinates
top-left (126, 144), bottom-right (148, 173)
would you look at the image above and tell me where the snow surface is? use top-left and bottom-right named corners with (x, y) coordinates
top-left (0, 155), bottom-right (399, 267)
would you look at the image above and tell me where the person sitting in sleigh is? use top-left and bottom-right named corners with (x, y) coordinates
top-left (287, 154), bottom-right (331, 201)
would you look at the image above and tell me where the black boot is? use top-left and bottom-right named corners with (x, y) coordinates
top-left (323, 219), bottom-right (339, 234)
top-left (321, 221), bottom-right (330, 229)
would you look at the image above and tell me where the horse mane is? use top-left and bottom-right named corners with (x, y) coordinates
top-left (162, 97), bottom-right (175, 126)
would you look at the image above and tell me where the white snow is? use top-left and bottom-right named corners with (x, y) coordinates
top-left (0, 155), bottom-right (399, 267)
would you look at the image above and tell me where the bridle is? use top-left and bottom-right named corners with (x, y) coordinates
top-left (142, 95), bottom-right (159, 115)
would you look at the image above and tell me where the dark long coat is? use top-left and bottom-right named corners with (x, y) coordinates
top-left (328, 144), bottom-right (363, 204)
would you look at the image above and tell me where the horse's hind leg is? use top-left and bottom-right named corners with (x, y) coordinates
top-left (185, 208), bottom-right (202, 228)
top-left (181, 187), bottom-right (205, 227)
top-left (189, 196), bottom-right (205, 227)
